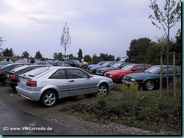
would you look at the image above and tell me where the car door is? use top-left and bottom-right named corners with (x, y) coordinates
top-left (48, 69), bottom-right (70, 98)
top-left (65, 68), bottom-right (98, 96)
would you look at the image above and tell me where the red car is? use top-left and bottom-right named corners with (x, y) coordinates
top-left (105, 64), bottom-right (150, 82)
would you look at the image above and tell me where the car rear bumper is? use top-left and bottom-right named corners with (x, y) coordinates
top-left (16, 86), bottom-right (42, 101)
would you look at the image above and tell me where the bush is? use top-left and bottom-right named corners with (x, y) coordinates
top-left (66, 90), bottom-right (180, 133)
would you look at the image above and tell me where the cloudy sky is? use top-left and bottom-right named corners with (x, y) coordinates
top-left (0, 0), bottom-right (181, 58)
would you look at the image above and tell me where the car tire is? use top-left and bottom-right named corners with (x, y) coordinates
top-left (97, 83), bottom-right (109, 96)
top-left (10, 85), bottom-right (16, 92)
top-left (144, 80), bottom-right (155, 91)
top-left (41, 90), bottom-right (58, 107)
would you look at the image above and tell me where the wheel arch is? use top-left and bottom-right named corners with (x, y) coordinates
top-left (40, 85), bottom-right (60, 99)
top-left (97, 81), bottom-right (109, 89)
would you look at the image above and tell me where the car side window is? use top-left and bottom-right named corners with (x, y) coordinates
top-left (49, 69), bottom-right (66, 79)
top-left (67, 69), bottom-right (89, 79)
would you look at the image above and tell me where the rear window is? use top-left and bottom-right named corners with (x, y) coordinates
top-left (2, 64), bottom-right (23, 72)
top-left (25, 67), bottom-right (50, 77)
top-left (16, 66), bottom-right (44, 75)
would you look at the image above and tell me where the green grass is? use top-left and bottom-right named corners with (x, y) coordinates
top-left (61, 86), bottom-right (181, 134)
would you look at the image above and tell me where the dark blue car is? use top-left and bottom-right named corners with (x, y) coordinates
top-left (123, 65), bottom-right (181, 90)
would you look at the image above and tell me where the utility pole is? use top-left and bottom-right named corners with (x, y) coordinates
top-left (60, 22), bottom-right (71, 60)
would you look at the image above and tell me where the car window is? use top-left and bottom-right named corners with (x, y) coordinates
top-left (2, 64), bottom-right (23, 72)
top-left (16, 66), bottom-right (44, 75)
top-left (25, 67), bottom-right (49, 77)
top-left (50, 69), bottom-right (66, 79)
top-left (67, 69), bottom-right (89, 79)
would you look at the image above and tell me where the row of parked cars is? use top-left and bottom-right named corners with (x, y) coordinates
top-left (0, 61), bottom-right (113, 107)
top-left (88, 61), bottom-right (181, 91)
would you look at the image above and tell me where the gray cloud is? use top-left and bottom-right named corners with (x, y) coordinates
top-left (0, 0), bottom-right (180, 58)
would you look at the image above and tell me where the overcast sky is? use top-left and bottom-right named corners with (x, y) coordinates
top-left (0, 0), bottom-right (181, 58)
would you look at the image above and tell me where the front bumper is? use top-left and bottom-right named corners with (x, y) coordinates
top-left (16, 86), bottom-right (42, 101)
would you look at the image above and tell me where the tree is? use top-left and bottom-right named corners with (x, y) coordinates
top-left (22, 51), bottom-right (29, 58)
top-left (35, 51), bottom-right (43, 59)
top-left (84, 55), bottom-right (92, 63)
top-left (126, 38), bottom-right (153, 63)
top-left (77, 48), bottom-right (83, 61)
top-left (53, 52), bottom-right (63, 61)
top-left (149, 0), bottom-right (181, 39)
top-left (3, 48), bottom-right (14, 57)
top-left (92, 54), bottom-right (99, 64)
top-left (68, 54), bottom-right (74, 59)
top-left (149, 0), bottom-right (181, 91)
top-left (99, 53), bottom-right (115, 61)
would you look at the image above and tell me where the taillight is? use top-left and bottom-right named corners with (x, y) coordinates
top-left (26, 80), bottom-right (37, 87)
top-left (10, 74), bottom-right (17, 81)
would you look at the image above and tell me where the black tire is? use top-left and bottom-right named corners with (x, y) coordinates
top-left (40, 90), bottom-right (58, 107)
top-left (144, 80), bottom-right (155, 91)
top-left (11, 85), bottom-right (16, 92)
top-left (97, 83), bottom-right (109, 96)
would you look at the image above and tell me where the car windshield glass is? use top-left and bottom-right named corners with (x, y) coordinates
top-left (121, 64), bottom-right (134, 70)
top-left (102, 62), bottom-right (112, 67)
top-left (145, 66), bottom-right (160, 74)
top-left (98, 62), bottom-right (104, 65)
top-left (111, 63), bottom-right (121, 68)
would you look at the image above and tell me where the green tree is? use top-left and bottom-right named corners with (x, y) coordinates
top-left (22, 51), bottom-right (29, 58)
top-left (126, 38), bottom-right (153, 63)
top-left (84, 55), bottom-right (92, 63)
top-left (99, 53), bottom-right (115, 61)
top-left (92, 54), bottom-right (99, 64)
top-left (3, 48), bottom-right (14, 57)
top-left (53, 52), bottom-right (63, 61)
top-left (35, 51), bottom-right (43, 59)
top-left (77, 48), bottom-right (83, 61)
top-left (68, 54), bottom-right (74, 59)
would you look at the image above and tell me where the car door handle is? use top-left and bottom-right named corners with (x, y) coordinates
top-left (68, 80), bottom-right (74, 82)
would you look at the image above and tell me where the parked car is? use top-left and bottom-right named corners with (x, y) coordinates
top-left (64, 60), bottom-right (81, 67)
top-left (0, 63), bottom-right (27, 84)
top-left (8, 65), bottom-right (50, 90)
top-left (0, 61), bottom-right (13, 68)
top-left (105, 64), bottom-right (150, 82)
top-left (122, 65), bottom-right (181, 90)
top-left (16, 66), bottom-right (113, 107)
top-left (96, 62), bottom-right (128, 76)
top-left (89, 61), bottom-right (115, 74)
top-left (88, 61), bottom-right (106, 69)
